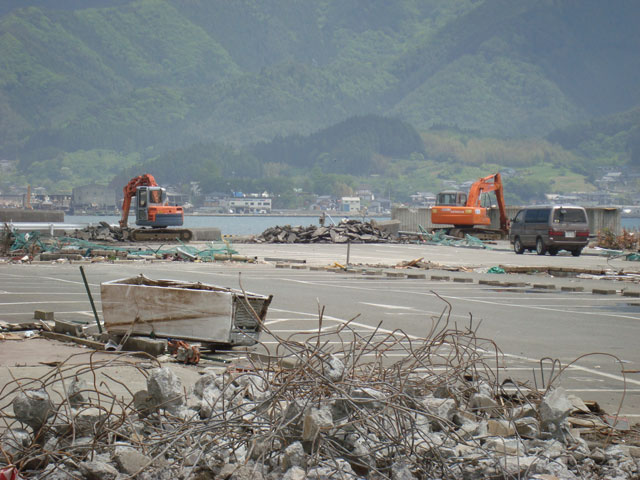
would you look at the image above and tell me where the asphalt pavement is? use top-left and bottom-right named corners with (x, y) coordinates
top-left (1, 241), bottom-right (640, 419)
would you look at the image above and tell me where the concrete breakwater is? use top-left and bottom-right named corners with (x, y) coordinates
top-left (0, 208), bottom-right (64, 223)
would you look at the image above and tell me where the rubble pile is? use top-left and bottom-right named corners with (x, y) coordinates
top-left (256, 220), bottom-right (394, 244)
top-left (67, 221), bottom-right (125, 242)
top-left (1, 314), bottom-right (639, 479)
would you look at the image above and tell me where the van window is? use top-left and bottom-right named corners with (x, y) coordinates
top-left (553, 208), bottom-right (586, 223)
top-left (524, 208), bottom-right (549, 223)
top-left (513, 210), bottom-right (525, 223)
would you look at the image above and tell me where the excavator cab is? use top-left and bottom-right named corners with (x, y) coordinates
top-left (435, 191), bottom-right (467, 206)
top-left (135, 186), bottom-right (183, 227)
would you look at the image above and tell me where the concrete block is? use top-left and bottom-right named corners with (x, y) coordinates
top-left (453, 277), bottom-right (473, 283)
top-left (505, 282), bottom-right (528, 287)
top-left (53, 320), bottom-right (83, 337)
top-left (276, 263), bottom-right (291, 269)
top-left (561, 286), bottom-right (584, 292)
top-left (34, 310), bottom-right (54, 321)
top-left (407, 273), bottom-right (426, 279)
top-left (122, 337), bottom-right (167, 356)
top-left (190, 227), bottom-right (222, 241)
top-left (533, 284), bottom-right (556, 290)
top-left (309, 266), bottom-right (325, 271)
top-left (370, 219), bottom-right (401, 237)
top-left (592, 288), bottom-right (617, 295)
top-left (40, 253), bottom-right (83, 261)
top-left (386, 272), bottom-right (406, 278)
top-left (487, 419), bottom-right (516, 437)
top-left (431, 275), bottom-right (450, 281)
top-left (291, 264), bottom-right (307, 270)
top-left (363, 270), bottom-right (382, 275)
top-left (622, 290), bottom-right (640, 297)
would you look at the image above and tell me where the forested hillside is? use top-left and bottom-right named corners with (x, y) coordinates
top-left (1, 0), bottom-right (639, 197)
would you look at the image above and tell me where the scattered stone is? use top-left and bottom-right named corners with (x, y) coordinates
top-left (282, 466), bottom-right (306, 480)
top-left (487, 418), bottom-right (516, 436)
top-left (12, 389), bottom-right (54, 430)
top-left (302, 406), bottom-right (333, 441)
top-left (114, 445), bottom-right (152, 475)
top-left (147, 367), bottom-right (184, 412)
top-left (282, 441), bottom-right (306, 470)
top-left (539, 387), bottom-right (573, 434)
top-left (67, 377), bottom-right (88, 406)
top-left (79, 460), bottom-right (119, 480)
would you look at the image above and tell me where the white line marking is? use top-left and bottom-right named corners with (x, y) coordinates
top-left (360, 302), bottom-right (416, 310)
top-left (0, 301), bottom-right (89, 306)
top-left (264, 308), bottom-right (640, 387)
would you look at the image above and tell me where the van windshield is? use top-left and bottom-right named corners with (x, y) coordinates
top-left (553, 208), bottom-right (586, 223)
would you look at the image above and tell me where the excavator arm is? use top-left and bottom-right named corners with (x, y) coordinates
top-left (466, 173), bottom-right (508, 232)
top-left (119, 174), bottom-right (158, 229)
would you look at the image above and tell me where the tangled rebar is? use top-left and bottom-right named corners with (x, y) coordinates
top-left (0, 297), bottom-right (635, 479)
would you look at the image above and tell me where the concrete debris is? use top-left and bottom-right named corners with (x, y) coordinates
top-left (68, 221), bottom-right (123, 242)
top-left (1, 315), bottom-right (640, 479)
top-left (256, 219), bottom-right (394, 244)
top-left (11, 389), bottom-right (54, 430)
top-left (147, 367), bottom-right (184, 413)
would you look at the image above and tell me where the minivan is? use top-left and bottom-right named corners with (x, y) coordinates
top-left (509, 205), bottom-right (590, 256)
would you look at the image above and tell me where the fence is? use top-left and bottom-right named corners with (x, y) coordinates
top-left (392, 206), bottom-right (621, 235)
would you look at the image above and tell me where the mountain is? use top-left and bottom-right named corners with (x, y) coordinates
top-left (1, 0), bottom-right (639, 191)
top-left (547, 106), bottom-right (640, 168)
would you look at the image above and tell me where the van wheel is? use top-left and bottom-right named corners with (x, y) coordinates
top-left (548, 247), bottom-right (558, 256)
top-left (571, 248), bottom-right (582, 257)
top-left (536, 237), bottom-right (547, 255)
top-left (513, 237), bottom-right (524, 254)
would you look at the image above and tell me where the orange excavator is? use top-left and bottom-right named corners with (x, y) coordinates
top-left (119, 174), bottom-right (193, 241)
top-left (430, 173), bottom-right (509, 237)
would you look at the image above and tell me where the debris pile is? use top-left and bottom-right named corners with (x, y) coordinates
top-left (596, 228), bottom-right (639, 251)
top-left (1, 224), bottom-right (246, 263)
top-left (256, 220), bottom-right (394, 244)
top-left (67, 221), bottom-right (125, 242)
top-left (2, 308), bottom-right (638, 479)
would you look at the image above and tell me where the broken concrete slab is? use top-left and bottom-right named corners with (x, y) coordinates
top-left (53, 319), bottom-right (83, 337)
top-left (592, 288), bottom-right (617, 295)
top-left (453, 277), bottom-right (473, 283)
top-left (34, 310), bottom-right (54, 321)
top-left (561, 286), bottom-right (585, 292)
top-left (430, 275), bottom-right (450, 281)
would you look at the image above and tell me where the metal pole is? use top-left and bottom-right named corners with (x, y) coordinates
top-left (79, 266), bottom-right (102, 333)
top-left (346, 240), bottom-right (351, 266)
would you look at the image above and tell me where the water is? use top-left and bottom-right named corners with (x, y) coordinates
top-left (621, 217), bottom-right (640, 230)
top-left (65, 214), bottom-right (388, 236)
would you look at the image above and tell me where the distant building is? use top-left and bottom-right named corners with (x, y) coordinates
top-left (71, 184), bottom-right (117, 213)
top-left (340, 197), bottom-right (361, 213)
top-left (355, 189), bottom-right (374, 202)
top-left (228, 196), bottom-right (272, 213)
top-left (410, 192), bottom-right (436, 206)
top-left (0, 194), bottom-right (23, 208)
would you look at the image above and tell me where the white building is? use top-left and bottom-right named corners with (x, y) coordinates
top-left (228, 197), bottom-right (272, 214)
top-left (340, 196), bottom-right (361, 213)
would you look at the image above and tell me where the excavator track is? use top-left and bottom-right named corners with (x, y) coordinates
top-left (448, 228), bottom-right (506, 240)
top-left (130, 228), bottom-right (193, 242)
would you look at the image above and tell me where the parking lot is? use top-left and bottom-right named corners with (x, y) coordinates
top-left (2, 241), bottom-right (640, 417)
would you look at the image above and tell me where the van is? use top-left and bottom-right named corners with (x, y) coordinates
top-left (509, 205), bottom-right (590, 256)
